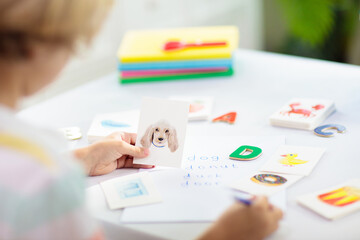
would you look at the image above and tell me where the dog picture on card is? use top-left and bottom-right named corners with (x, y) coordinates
top-left (260, 145), bottom-right (326, 176)
top-left (133, 97), bottom-right (189, 168)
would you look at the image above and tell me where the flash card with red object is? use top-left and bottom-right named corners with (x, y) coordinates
top-left (212, 112), bottom-right (237, 124)
top-left (87, 110), bottom-right (139, 143)
top-left (269, 98), bottom-right (335, 130)
top-left (297, 179), bottom-right (360, 220)
top-left (170, 96), bottom-right (213, 121)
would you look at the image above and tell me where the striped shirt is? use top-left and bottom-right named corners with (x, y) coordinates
top-left (0, 105), bottom-right (103, 240)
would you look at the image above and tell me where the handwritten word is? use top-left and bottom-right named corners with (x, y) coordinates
top-left (181, 181), bottom-right (220, 187)
top-left (184, 164), bottom-right (240, 170)
top-left (181, 154), bottom-right (242, 187)
top-left (186, 155), bottom-right (221, 162)
top-left (184, 173), bottom-right (221, 179)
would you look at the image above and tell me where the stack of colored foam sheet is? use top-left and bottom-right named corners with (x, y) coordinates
top-left (117, 26), bottom-right (239, 84)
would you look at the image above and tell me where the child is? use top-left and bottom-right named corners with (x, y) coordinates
top-left (0, 0), bottom-right (283, 239)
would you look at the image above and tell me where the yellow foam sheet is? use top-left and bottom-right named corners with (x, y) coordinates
top-left (118, 26), bottom-right (239, 63)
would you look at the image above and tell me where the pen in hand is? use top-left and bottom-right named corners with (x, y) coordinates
top-left (234, 192), bottom-right (256, 206)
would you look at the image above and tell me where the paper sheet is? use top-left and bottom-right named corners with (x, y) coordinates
top-left (122, 169), bottom-right (287, 223)
top-left (122, 136), bottom-right (286, 222)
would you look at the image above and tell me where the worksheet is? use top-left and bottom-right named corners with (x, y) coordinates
top-left (121, 169), bottom-right (287, 222)
top-left (122, 135), bottom-right (286, 222)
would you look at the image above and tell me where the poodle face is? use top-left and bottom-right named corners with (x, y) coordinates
top-left (140, 120), bottom-right (178, 152)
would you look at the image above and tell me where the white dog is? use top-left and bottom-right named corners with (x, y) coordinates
top-left (140, 120), bottom-right (178, 152)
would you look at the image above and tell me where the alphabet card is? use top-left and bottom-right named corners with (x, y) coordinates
top-left (260, 145), bottom-right (326, 176)
top-left (100, 172), bottom-right (162, 209)
top-left (133, 97), bottom-right (189, 168)
top-left (269, 98), bottom-right (335, 130)
top-left (170, 96), bottom-right (213, 121)
top-left (297, 179), bottom-right (360, 220)
top-left (87, 110), bottom-right (139, 143)
top-left (230, 171), bottom-right (303, 196)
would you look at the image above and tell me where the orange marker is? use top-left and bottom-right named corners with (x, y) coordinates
top-left (212, 112), bottom-right (237, 124)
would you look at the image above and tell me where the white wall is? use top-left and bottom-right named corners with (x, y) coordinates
top-left (21, 0), bottom-right (263, 108)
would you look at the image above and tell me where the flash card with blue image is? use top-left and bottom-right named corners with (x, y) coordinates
top-left (100, 172), bottom-right (162, 209)
top-left (87, 110), bottom-right (140, 143)
top-left (117, 179), bottom-right (149, 199)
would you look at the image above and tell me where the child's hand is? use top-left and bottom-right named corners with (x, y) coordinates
top-left (74, 132), bottom-right (153, 176)
top-left (198, 196), bottom-right (283, 240)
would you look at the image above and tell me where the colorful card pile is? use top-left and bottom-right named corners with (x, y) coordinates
top-left (297, 179), bottom-right (360, 220)
top-left (117, 26), bottom-right (239, 84)
top-left (269, 98), bottom-right (335, 130)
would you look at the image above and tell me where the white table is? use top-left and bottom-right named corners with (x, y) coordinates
top-left (19, 49), bottom-right (360, 240)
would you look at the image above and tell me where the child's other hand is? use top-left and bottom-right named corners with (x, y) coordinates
top-left (198, 196), bottom-right (283, 240)
top-left (74, 132), bottom-right (153, 176)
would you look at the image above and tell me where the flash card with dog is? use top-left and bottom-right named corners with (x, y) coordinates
top-left (133, 97), bottom-right (189, 168)
top-left (297, 179), bottom-right (360, 220)
top-left (100, 172), bottom-right (162, 209)
top-left (269, 98), bottom-right (335, 130)
top-left (260, 145), bottom-right (326, 176)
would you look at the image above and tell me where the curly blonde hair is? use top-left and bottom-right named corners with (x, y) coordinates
top-left (0, 0), bottom-right (112, 59)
